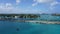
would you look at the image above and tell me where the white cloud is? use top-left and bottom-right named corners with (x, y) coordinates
top-left (51, 1), bottom-right (60, 7)
top-left (0, 3), bottom-right (21, 13)
top-left (0, 3), bottom-right (13, 11)
top-left (32, 0), bottom-right (55, 6)
top-left (33, 0), bottom-right (54, 3)
top-left (32, 3), bottom-right (38, 6)
top-left (50, 1), bottom-right (60, 10)
top-left (33, 0), bottom-right (60, 7)
top-left (16, 0), bottom-right (20, 5)
top-left (33, 0), bottom-right (60, 11)
top-left (0, 3), bottom-right (20, 10)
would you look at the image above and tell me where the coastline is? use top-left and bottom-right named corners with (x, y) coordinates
top-left (1, 20), bottom-right (59, 24)
top-left (0, 14), bottom-right (60, 24)
top-left (0, 17), bottom-right (60, 24)
top-left (24, 20), bottom-right (60, 24)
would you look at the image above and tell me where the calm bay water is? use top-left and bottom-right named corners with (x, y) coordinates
top-left (39, 14), bottom-right (60, 21)
top-left (0, 21), bottom-right (60, 34)
top-left (0, 15), bottom-right (60, 34)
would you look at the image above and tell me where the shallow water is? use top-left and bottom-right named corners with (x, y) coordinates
top-left (0, 21), bottom-right (60, 34)
top-left (38, 14), bottom-right (60, 21)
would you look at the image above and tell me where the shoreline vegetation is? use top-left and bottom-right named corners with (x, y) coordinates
top-left (0, 14), bottom-right (40, 18)
top-left (0, 14), bottom-right (40, 20)
top-left (0, 14), bottom-right (60, 24)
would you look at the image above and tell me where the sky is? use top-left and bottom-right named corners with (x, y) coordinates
top-left (0, 0), bottom-right (60, 14)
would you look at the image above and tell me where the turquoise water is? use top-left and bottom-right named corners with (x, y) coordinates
top-left (39, 14), bottom-right (60, 21)
top-left (0, 14), bottom-right (60, 34)
top-left (0, 21), bottom-right (60, 34)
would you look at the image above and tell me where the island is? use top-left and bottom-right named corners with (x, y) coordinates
top-left (52, 14), bottom-right (60, 16)
top-left (0, 14), bottom-right (40, 20)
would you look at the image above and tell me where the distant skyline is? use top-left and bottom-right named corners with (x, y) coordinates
top-left (0, 0), bottom-right (60, 14)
